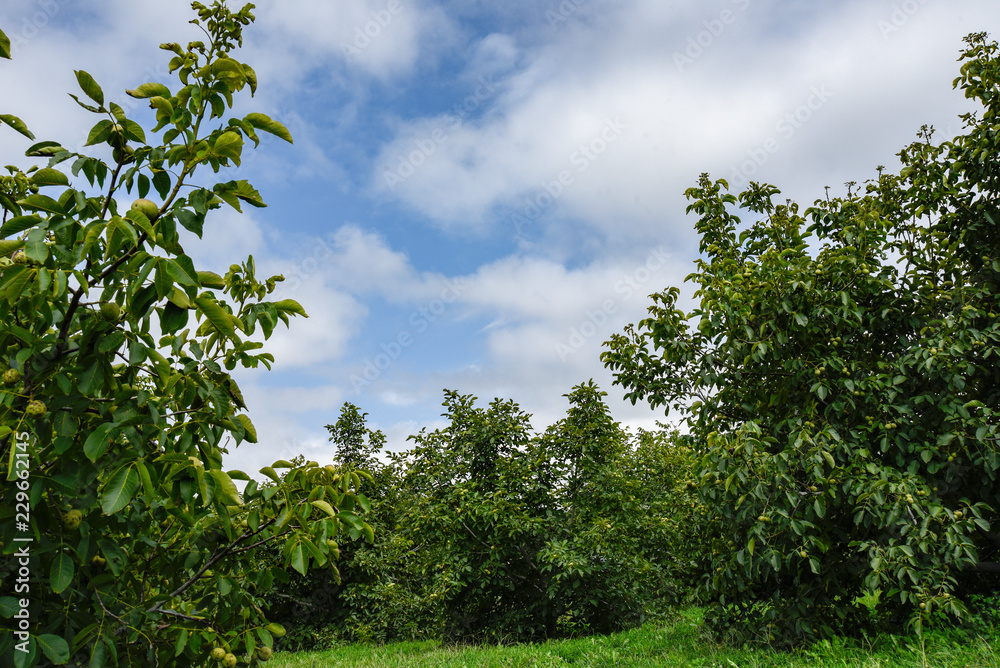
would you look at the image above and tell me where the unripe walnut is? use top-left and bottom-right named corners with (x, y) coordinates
top-left (210, 647), bottom-right (226, 662)
top-left (130, 198), bottom-right (159, 219)
top-left (100, 302), bottom-right (122, 322)
top-left (25, 400), bottom-right (47, 418)
top-left (223, 653), bottom-right (237, 668)
top-left (2, 368), bottom-right (21, 384)
top-left (63, 509), bottom-right (84, 530)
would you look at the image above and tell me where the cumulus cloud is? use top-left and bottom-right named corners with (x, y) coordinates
top-left (372, 0), bottom-right (998, 246)
top-left (254, 0), bottom-right (459, 81)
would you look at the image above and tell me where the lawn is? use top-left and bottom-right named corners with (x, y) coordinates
top-left (268, 609), bottom-right (1000, 667)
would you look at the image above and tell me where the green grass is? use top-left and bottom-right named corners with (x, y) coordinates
top-left (269, 609), bottom-right (1000, 667)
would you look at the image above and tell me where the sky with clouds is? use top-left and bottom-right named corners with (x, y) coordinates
top-left (2, 0), bottom-right (998, 475)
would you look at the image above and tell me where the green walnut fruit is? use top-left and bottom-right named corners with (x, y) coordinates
top-left (113, 145), bottom-right (135, 165)
top-left (223, 653), bottom-right (237, 668)
top-left (12, 251), bottom-right (28, 265)
top-left (210, 647), bottom-right (226, 662)
top-left (25, 400), bottom-right (47, 418)
top-left (100, 302), bottom-right (122, 322)
top-left (130, 198), bottom-right (159, 219)
top-left (63, 509), bottom-right (83, 530)
top-left (92, 555), bottom-right (107, 567)
top-left (2, 368), bottom-right (21, 384)
top-left (256, 647), bottom-right (273, 661)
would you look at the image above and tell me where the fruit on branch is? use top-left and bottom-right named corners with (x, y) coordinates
top-left (130, 198), bottom-right (159, 219)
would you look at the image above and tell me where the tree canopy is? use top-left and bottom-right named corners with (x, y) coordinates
top-left (603, 32), bottom-right (1000, 644)
top-left (0, 3), bottom-right (367, 666)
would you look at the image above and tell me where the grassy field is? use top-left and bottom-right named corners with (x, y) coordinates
top-left (268, 609), bottom-right (1000, 667)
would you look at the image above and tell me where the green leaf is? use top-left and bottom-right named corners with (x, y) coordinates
top-left (195, 294), bottom-right (236, 339)
top-left (289, 540), bottom-right (307, 576)
top-left (213, 131), bottom-right (243, 165)
top-left (125, 209), bottom-right (155, 239)
top-left (102, 465), bottom-right (139, 515)
top-left (174, 209), bottom-right (204, 237)
top-left (31, 168), bottom-right (69, 187)
top-left (235, 414), bottom-right (257, 443)
top-left (37, 634), bottom-right (70, 664)
top-left (0, 27), bottom-right (10, 59)
top-left (213, 180), bottom-right (266, 210)
top-left (67, 93), bottom-right (102, 114)
top-left (4, 267), bottom-right (34, 305)
top-left (0, 596), bottom-right (19, 616)
top-left (74, 70), bottom-right (104, 106)
top-left (0, 239), bottom-right (25, 257)
top-left (163, 257), bottom-right (198, 286)
top-left (152, 170), bottom-right (171, 200)
top-left (83, 423), bottom-right (114, 462)
top-left (16, 193), bottom-right (62, 215)
top-left (197, 270), bottom-right (226, 289)
top-left (123, 119), bottom-right (146, 143)
top-left (244, 112), bottom-right (293, 143)
top-left (13, 636), bottom-right (37, 667)
top-left (84, 119), bottom-right (113, 147)
top-left (173, 628), bottom-right (188, 657)
top-left (126, 82), bottom-right (171, 99)
top-left (0, 214), bottom-right (41, 238)
top-left (273, 299), bottom-right (308, 317)
top-left (310, 500), bottom-right (337, 518)
top-left (0, 114), bottom-right (34, 139)
top-left (136, 461), bottom-right (155, 499)
top-left (160, 301), bottom-right (189, 334)
top-left (50, 552), bottom-right (74, 594)
top-left (208, 470), bottom-right (242, 505)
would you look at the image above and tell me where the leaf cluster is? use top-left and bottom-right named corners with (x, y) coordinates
top-left (0, 4), bottom-right (361, 666)
top-left (602, 33), bottom-right (1000, 645)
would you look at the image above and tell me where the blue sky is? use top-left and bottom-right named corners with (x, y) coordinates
top-left (2, 0), bottom-right (999, 474)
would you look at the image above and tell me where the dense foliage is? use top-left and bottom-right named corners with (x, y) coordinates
top-left (266, 384), bottom-right (707, 648)
top-left (0, 4), bottom-right (366, 666)
top-left (603, 33), bottom-right (1000, 644)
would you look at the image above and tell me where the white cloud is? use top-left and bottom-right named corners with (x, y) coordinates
top-left (254, 0), bottom-right (459, 81)
top-left (373, 0), bottom-right (1000, 245)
